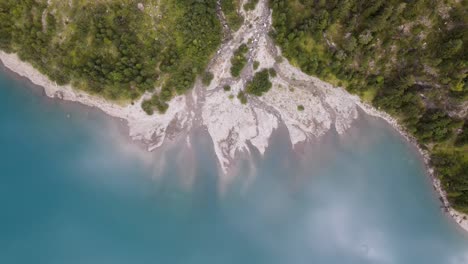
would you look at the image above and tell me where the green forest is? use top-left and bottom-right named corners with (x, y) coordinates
top-left (269, 0), bottom-right (467, 212)
top-left (0, 0), bottom-right (221, 114)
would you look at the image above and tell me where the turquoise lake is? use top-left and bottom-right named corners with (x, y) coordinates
top-left (1, 68), bottom-right (468, 264)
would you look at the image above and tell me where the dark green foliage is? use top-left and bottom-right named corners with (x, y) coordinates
top-left (142, 99), bottom-right (154, 115)
top-left (455, 121), bottom-right (468, 147)
top-left (223, 85), bottom-right (231, 91)
top-left (415, 109), bottom-right (458, 143)
top-left (253, 61), bottom-right (260, 70)
top-left (0, 1), bottom-right (13, 52)
top-left (159, 0), bottom-right (222, 100)
top-left (141, 94), bottom-right (169, 115)
top-left (243, 0), bottom-right (259, 11)
top-left (152, 94), bottom-right (169, 114)
top-left (230, 43), bottom-right (249, 77)
top-left (440, 39), bottom-right (463, 59)
top-left (297, 105), bottom-right (304, 111)
top-left (268, 68), bottom-right (277, 78)
top-left (237, 91), bottom-right (247, 104)
top-left (0, 0), bottom-right (222, 113)
top-left (202, 71), bottom-right (214, 86)
top-left (221, 0), bottom-right (244, 32)
top-left (245, 69), bottom-right (272, 96)
top-left (432, 151), bottom-right (468, 213)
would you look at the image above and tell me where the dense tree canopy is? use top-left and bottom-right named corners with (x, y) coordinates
top-left (432, 151), bottom-right (468, 213)
top-left (221, 0), bottom-right (244, 32)
top-left (455, 121), bottom-right (468, 147)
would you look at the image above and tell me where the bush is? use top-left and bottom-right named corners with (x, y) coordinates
top-left (141, 99), bottom-right (154, 115)
top-left (432, 151), bottom-right (468, 213)
top-left (221, 0), bottom-right (244, 32)
top-left (245, 69), bottom-right (272, 96)
top-left (253, 61), bottom-right (259, 70)
top-left (202, 71), bottom-right (214, 86)
top-left (455, 121), bottom-right (468, 147)
top-left (268, 68), bottom-right (277, 77)
top-left (230, 44), bottom-right (249, 77)
top-left (415, 109), bottom-right (458, 143)
top-left (237, 91), bottom-right (247, 104)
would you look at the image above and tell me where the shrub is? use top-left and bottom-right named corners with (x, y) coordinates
top-left (245, 69), bottom-right (272, 96)
top-left (230, 44), bottom-right (249, 77)
top-left (237, 91), bottom-right (247, 104)
top-left (202, 71), bottom-right (214, 86)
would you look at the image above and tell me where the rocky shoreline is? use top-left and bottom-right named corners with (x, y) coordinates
top-left (356, 101), bottom-right (468, 233)
top-left (1, 0), bottom-right (466, 233)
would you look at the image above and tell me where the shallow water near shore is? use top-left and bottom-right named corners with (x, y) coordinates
top-left (1, 70), bottom-right (468, 264)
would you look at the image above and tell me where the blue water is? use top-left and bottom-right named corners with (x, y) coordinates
top-left (1, 69), bottom-right (468, 264)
